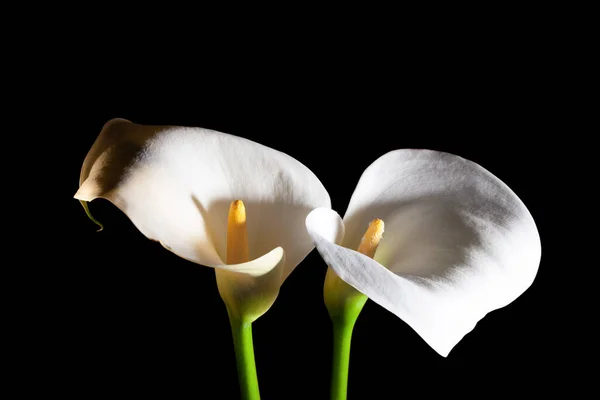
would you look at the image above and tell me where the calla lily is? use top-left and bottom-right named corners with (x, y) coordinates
top-left (75, 118), bottom-right (330, 399)
top-left (306, 149), bottom-right (541, 397)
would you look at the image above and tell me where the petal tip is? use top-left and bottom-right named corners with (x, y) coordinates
top-left (74, 178), bottom-right (99, 202)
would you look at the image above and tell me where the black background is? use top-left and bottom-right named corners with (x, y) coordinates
top-left (42, 29), bottom-right (564, 398)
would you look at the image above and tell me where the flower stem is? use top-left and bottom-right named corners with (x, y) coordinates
top-left (325, 268), bottom-right (368, 400)
top-left (228, 314), bottom-right (261, 400)
top-left (330, 317), bottom-right (358, 400)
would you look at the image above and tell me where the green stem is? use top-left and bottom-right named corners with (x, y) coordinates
top-left (330, 318), bottom-right (357, 400)
top-left (228, 314), bottom-right (261, 400)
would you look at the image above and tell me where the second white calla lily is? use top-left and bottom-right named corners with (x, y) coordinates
top-left (306, 149), bottom-right (541, 357)
top-left (75, 118), bottom-right (331, 322)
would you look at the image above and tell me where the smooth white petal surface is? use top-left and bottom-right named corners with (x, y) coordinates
top-left (75, 119), bottom-right (330, 280)
top-left (306, 150), bottom-right (541, 356)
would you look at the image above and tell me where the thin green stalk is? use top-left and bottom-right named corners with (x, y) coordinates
top-left (79, 200), bottom-right (103, 231)
top-left (325, 267), bottom-right (368, 400)
top-left (228, 314), bottom-right (261, 400)
top-left (330, 318), bottom-right (357, 400)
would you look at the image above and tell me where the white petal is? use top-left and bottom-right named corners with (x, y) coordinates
top-left (216, 247), bottom-right (285, 322)
top-left (305, 207), bottom-right (345, 245)
top-left (215, 247), bottom-right (285, 277)
top-left (75, 119), bottom-right (330, 279)
top-left (308, 150), bottom-right (541, 356)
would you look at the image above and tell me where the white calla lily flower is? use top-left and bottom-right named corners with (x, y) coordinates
top-left (75, 118), bottom-right (331, 399)
top-left (75, 118), bottom-right (331, 321)
top-left (306, 149), bottom-right (541, 358)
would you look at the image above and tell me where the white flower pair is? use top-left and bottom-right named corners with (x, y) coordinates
top-left (75, 119), bottom-right (540, 397)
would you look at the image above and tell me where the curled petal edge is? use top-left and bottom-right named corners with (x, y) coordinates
top-left (305, 207), bottom-right (345, 245)
top-left (215, 247), bottom-right (285, 277)
top-left (216, 248), bottom-right (286, 322)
